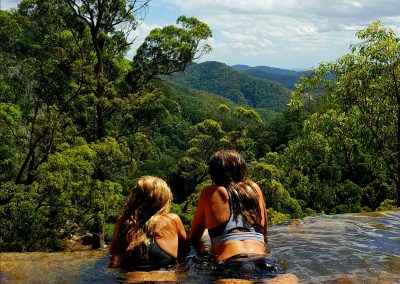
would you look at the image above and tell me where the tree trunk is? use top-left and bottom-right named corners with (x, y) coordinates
top-left (96, 102), bottom-right (105, 140)
top-left (15, 149), bottom-right (32, 184)
top-left (91, 214), bottom-right (105, 249)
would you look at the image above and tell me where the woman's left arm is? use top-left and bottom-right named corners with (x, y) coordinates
top-left (109, 216), bottom-right (123, 268)
top-left (170, 213), bottom-right (189, 257)
top-left (253, 182), bottom-right (268, 243)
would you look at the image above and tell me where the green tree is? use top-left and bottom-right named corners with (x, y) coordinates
top-left (292, 21), bottom-right (400, 207)
top-left (65, 0), bottom-right (149, 139)
top-left (171, 104), bottom-right (264, 202)
top-left (0, 1), bottom-right (212, 250)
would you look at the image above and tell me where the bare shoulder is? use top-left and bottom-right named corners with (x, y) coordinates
top-left (213, 186), bottom-right (229, 202)
top-left (196, 185), bottom-right (214, 204)
top-left (249, 181), bottom-right (263, 195)
top-left (155, 213), bottom-right (182, 234)
top-left (201, 185), bottom-right (228, 200)
top-left (166, 213), bottom-right (183, 224)
top-left (160, 213), bottom-right (183, 229)
top-left (200, 185), bottom-right (217, 196)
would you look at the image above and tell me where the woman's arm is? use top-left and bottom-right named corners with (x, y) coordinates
top-left (109, 216), bottom-right (123, 268)
top-left (253, 182), bottom-right (268, 243)
top-left (262, 202), bottom-right (269, 243)
top-left (170, 213), bottom-right (189, 257)
top-left (188, 188), bottom-right (208, 250)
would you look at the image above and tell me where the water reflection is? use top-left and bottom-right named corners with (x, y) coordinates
top-left (1, 210), bottom-right (399, 283)
top-left (269, 210), bottom-right (400, 283)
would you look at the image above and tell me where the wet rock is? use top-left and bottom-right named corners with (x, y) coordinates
top-left (287, 219), bottom-right (303, 227)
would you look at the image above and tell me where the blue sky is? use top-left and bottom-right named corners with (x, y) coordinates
top-left (3, 0), bottom-right (400, 70)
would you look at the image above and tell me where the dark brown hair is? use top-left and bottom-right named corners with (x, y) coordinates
top-left (208, 150), bottom-right (261, 224)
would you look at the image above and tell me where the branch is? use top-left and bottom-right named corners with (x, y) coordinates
top-left (66, 0), bottom-right (92, 26)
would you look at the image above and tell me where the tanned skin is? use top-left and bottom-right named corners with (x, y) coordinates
top-left (189, 181), bottom-right (268, 261)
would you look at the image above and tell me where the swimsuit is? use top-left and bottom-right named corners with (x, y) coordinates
top-left (216, 254), bottom-right (284, 279)
top-left (208, 188), bottom-right (265, 248)
top-left (121, 238), bottom-right (176, 271)
top-left (189, 188), bottom-right (285, 280)
top-left (188, 188), bottom-right (285, 280)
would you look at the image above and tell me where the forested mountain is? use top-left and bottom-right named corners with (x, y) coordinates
top-left (160, 81), bottom-right (238, 123)
top-left (232, 64), bottom-right (308, 90)
top-left (0, 0), bottom-right (398, 254)
top-left (167, 61), bottom-right (291, 112)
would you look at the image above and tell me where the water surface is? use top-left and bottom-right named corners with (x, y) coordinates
top-left (269, 210), bottom-right (400, 283)
top-left (1, 210), bottom-right (399, 283)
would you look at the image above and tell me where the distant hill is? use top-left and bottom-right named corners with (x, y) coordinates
top-left (232, 64), bottom-right (309, 90)
top-left (159, 80), bottom-right (237, 124)
top-left (160, 80), bottom-right (279, 123)
top-left (167, 61), bottom-right (291, 112)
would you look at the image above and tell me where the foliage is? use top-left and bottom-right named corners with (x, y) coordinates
top-left (0, 1), bottom-right (212, 250)
top-left (288, 21), bottom-right (400, 210)
top-left (267, 208), bottom-right (290, 225)
top-left (376, 199), bottom-right (397, 211)
top-left (167, 61), bottom-right (291, 113)
top-left (171, 104), bottom-right (264, 202)
top-left (1, 12), bottom-right (399, 252)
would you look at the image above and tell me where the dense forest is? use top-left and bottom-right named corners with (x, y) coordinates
top-left (0, 0), bottom-right (399, 252)
top-left (167, 61), bottom-right (291, 112)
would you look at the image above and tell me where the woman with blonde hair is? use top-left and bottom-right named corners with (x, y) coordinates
top-left (109, 175), bottom-right (187, 270)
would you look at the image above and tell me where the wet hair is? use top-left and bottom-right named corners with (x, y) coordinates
top-left (116, 176), bottom-right (172, 256)
top-left (208, 150), bottom-right (261, 225)
top-left (209, 149), bottom-right (247, 186)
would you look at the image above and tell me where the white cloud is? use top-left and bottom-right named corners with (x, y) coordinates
top-left (221, 31), bottom-right (258, 42)
top-left (259, 39), bottom-right (273, 48)
top-left (5, 0), bottom-right (400, 68)
top-left (1, 0), bottom-right (20, 10)
top-left (161, 0), bottom-right (400, 68)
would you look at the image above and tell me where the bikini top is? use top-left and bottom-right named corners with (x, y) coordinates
top-left (208, 188), bottom-right (265, 248)
top-left (121, 237), bottom-right (176, 271)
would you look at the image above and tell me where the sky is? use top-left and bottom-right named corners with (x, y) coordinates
top-left (3, 0), bottom-right (400, 70)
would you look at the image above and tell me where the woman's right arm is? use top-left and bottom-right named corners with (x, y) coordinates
top-left (188, 188), bottom-right (208, 249)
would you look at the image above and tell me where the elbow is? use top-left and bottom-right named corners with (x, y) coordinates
top-left (109, 255), bottom-right (121, 268)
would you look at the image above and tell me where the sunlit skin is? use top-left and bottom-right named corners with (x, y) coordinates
top-left (109, 212), bottom-right (187, 267)
top-left (108, 176), bottom-right (187, 268)
top-left (188, 181), bottom-right (300, 283)
top-left (189, 182), bottom-right (268, 261)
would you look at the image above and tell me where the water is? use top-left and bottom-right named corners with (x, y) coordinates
top-left (1, 211), bottom-right (399, 283)
top-left (269, 211), bottom-right (400, 283)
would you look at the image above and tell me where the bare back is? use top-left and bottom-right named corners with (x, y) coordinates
top-left (190, 182), bottom-right (268, 261)
top-left (109, 213), bottom-right (187, 267)
top-left (153, 213), bottom-right (187, 258)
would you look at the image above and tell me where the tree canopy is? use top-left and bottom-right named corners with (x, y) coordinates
top-left (1, 6), bottom-right (398, 253)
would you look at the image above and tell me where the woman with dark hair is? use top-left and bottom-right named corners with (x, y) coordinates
top-left (189, 150), bottom-right (268, 261)
top-left (109, 175), bottom-right (187, 270)
top-left (189, 150), bottom-right (296, 281)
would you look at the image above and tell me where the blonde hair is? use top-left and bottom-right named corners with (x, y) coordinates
top-left (117, 176), bottom-right (172, 256)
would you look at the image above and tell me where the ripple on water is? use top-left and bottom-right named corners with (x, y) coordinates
top-left (269, 210), bottom-right (400, 283)
top-left (1, 211), bottom-right (399, 283)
